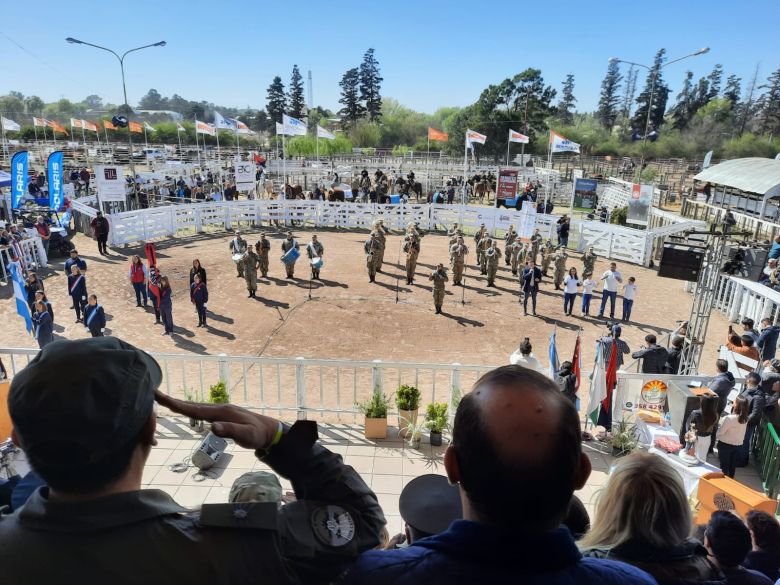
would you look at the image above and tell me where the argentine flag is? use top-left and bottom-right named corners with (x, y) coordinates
top-left (548, 328), bottom-right (560, 379)
top-left (9, 262), bottom-right (32, 333)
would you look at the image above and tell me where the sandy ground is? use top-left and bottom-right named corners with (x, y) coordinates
top-left (0, 227), bottom-right (728, 373)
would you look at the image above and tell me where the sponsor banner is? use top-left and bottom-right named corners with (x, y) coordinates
top-left (627, 183), bottom-right (653, 226)
top-left (573, 178), bottom-right (598, 209)
top-left (47, 151), bottom-right (64, 210)
top-left (95, 165), bottom-right (126, 202)
top-left (234, 161), bottom-right (256, 191)
top-left (497, 169), bottom-right (519, 200)
top-left (11, 151), bottom-right (29, 209)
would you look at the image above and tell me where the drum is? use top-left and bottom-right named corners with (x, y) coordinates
top-left (281, 247), bottom-right (300, 265)
top-left (232, 253), bottom-right (247, 264)
top-left (311, 257), bottom-right (324, 269)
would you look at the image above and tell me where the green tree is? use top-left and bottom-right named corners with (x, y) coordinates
top-left (288, 65), bottom-right (306, 120)
top-left (556, 74), bottom-right (576, 125)
top-left (0, 94), bottom-right (25, 117)
top-left (671, 71), bottom-right (695, 130)
top-left (723, 75), bottom-right (742, 109)
top-left (43, 98), bottom-right (79, 120)
top-left (707, 64), bottom-right (723, 100)
top-left (339, 67), bottom-right (364, 126)
top-left (758, 67), bottom-right (780, 136)
top-left (619, 65), bottom-right (638, 129)
top-left (307, 105), bottom-right (334, 132)
top-left (186, 102), bottom-right (205, 120)
top-left (138, 89), bottom-right (167, 110)
top-left (349, 120), bottom-right (380, 147)
top-left (631, 49), bottom-right (670, 132)
top-left (597, 60), bottom-right (622, 131)
top-left (82, 94), bottom-right (103, 109)
top-left (359, 48), bottom-right (383, 122)
top-left (266, 76), bottom-right (287, 124)
top-left (24, 95), bottom-right (45, 115)
top-left (168, 94), bottom-right (190, 114)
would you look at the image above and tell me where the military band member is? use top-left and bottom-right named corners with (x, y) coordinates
top-left (504, 226), bottom-right (517, 266)
top-left (449, 236), bottom-right (469, 286)
top-left (540, 240), bottom-right (555, 276)
top-left (486, 240), bottom-right (501, 287)
top-left (474, 224), bottom-right (487, 267)
top-left (255, 234), bottom-right (271, 278)
top-left (429, 263), bottom-right (448, 314)
top-left (581, 246), bottom-right (598, 275)
top-left (229, 231), bottom-right (248, 278)
top-left (404, 226), bottom-right (421, 285)
top-left (477, 232), bottom-right (492, 275)
top-left (243, 248), bottom-right (260, 297)
top-left (510, 239), bottom-right (524, 276)
top-left (448, 228), bottom-right (463, 247)
top-left (530, 229), bottom-right (543, 263)
top-left (281, 231), bottom-right (300, 279)
top-left (364, 233), bottom-right (381, 283)
top-left (306, 234), bottom-right (324, 280)
top-left (447, 223), bottom-right (460, 240)
top-left (372, 219), bottom-right (388, 272)
top-left (553, 248), bottom-right (568, 290)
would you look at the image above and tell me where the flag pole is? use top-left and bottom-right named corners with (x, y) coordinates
top-left (177, 127), bottom-right (183, 163)
top-left (462, 132), bottom-right (468, 205)
top-left (427, 133), bottom-right (430, 195)
top-left (506, 129), bottom-right (510, 166)
top-left (282, 132), bottom-right (287, 198)
top-left (81, 126), bottom-right (88, 167)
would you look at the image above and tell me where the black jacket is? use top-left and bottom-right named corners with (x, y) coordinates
top-left (632, 345), bottom-right (669, 374)
top-left (666, 347), bottom-right (683, 374)
top-left (686, 408), bottom-right (717, 437)
top-left (709, 371), bottom-right (736, 414)
top-left (739, 386), bottom-right (767, 428)
top-left (84, 304), bottom-right (106, 335)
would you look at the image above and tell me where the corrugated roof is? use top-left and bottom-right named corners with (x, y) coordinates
top-left (694, 157), bottom-right (780, 199)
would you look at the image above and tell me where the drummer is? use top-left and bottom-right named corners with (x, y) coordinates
top-left (281, 231), bottom-right (300, 279)
top-left (306, 234), bottom-right (324, 280)
top-left (229, 230), bottom-right (248, 278)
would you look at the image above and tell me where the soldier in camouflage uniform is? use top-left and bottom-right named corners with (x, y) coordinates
top-left (449, 228), bottom-right (463, 247)
top-left (372, 219), bottom-right (388, 272)
top-left (540, 240), bottom-right (555, 276)
top-left (510, 238), bottom-right (524, 276)
top-left (364, 233), bottom-right (381, 283)
top-left (553, 248), bottom-right (568, 290)
top-left (529, 229), bottom-right (543, 263)
top-left (449, 236), bottom-right (469, 286)
top-left (504, 226), bottom-right (517, 266)
top-left (486, 240), bottom-right (501, 287)
top-left (403, 226), bottom-right (421, 285)
top-left (581, 246), bottom-right (598, 275)
top-left (478, 232), bottom-right (492, 275)
top-left (242, 248), bottom-right (260, 297)
top-left (429, 263), bottom-right (449, 314)
top-left (255, 234), bottom-right (271, 278)
top-left (474, 224), bottom-right (487, 267)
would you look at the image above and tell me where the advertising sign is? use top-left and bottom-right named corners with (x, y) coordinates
top-left (95, 165), bottom-right (126, 202)
top-left (11, 151), bottom-right (28, 209)
top-left (627, 183), bottom-right (653, 226)
top-left (573, 178), bottom-right (598, 209)
top-left (235, 161), bottom-right (256, 192)
top-left (47, 151), bottom-right (64, 210)
top-left (496, 168), bottom-right (519, 200)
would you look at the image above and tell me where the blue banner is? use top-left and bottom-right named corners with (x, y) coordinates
top-left (47, 150), bottom-right (64, 210)
top-left (11, 150), bottom-right (28, 209)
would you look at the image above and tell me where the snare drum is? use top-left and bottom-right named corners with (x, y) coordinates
top-left (281, 247), bottom-right (300, 265)
top-left (232, 253), bottom-right (247, 264)
top-left (311, 257), bottom-right (324, 269)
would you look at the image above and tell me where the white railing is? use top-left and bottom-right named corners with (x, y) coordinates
top-left (0, 235), bottom-right (48, 282)
top-left (712, 275), bottom-right (780, 325)
top-left (0, 347), bottom-right (496, 422)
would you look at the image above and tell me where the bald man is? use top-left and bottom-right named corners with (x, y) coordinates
top-left (345, 365), bottom-right (656, 585)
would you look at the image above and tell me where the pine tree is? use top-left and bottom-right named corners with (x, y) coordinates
top-left (723, 74), bottom-right (742, 109)
top-left (266, 76), bottom-right (287, 124)
top-left (288, 65), bottom-right (306, 120)
top-left (339, 68), bottom-right (365, 125)
top-left (631, 49), bottom-right (670, 132)
top-left (556, 74), bottom-right (576, 125)
top-left (671, 71), bottom-right (695, 130)
top-left (597, 60), bottom-right (622, 130)
top-left (706, 64), bottom-right (723, 100)
top-left (621, 66), bottom-right (639, 126)
top-left (359, 48), bottom-right (383, 122)
top-left (758, 67), bottom-right (780, 136)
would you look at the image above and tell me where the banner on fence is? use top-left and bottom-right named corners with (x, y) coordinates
top-left (497, 169), bottom-right (519, 200)
top-left (573, 178), bottom-right (598, 209)
top-left (628, 183), bottom-right (653, 226)
top-left (234, 161), bottom-right (256, 192)
top-left (11, 151), bottom-right (28, 209)
top-left (95, 165), bottom-right (126, 202)
top-left (47, 151), bottom-right (64, 210)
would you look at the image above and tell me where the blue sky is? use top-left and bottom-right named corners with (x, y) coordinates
top-left (1, 0), bottom-right (778, 116)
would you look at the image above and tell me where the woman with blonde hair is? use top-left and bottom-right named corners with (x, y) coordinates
top-left (580, 452), bottom-right (723, 584)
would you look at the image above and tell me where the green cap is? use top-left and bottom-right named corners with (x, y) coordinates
top-left (229, 471), bottom-right (283, 504)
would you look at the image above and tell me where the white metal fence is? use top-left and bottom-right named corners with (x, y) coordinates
top-left (0, 347), bottom-right (496, 423)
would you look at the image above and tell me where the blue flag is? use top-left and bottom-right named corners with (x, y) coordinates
top-left (11, 150), bottom-right (29, 209)
top-left (548, 328), bottom-right (560, 378)
top-left (8, 262), bottom-right (32, 333)
top-left (47, 150), bottom-right (64, 210)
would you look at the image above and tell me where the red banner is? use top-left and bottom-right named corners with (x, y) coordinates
top-left (496, 169), bottom-right (519, 200)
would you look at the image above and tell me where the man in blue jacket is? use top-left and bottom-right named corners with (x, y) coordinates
top-left (757, 318), bottom-right (780, 362)
top-left (344, 365), bottom-right (656, 585)
top-left (520, 260), bottom-right (542, 317)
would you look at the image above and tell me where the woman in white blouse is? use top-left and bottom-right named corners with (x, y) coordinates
top-left (563, 267), bottom-right (582, 317)
top-left (509, 337), bottom-right (545, 374)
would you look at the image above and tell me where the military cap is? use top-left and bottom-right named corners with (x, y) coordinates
top-left (229, 471), bottom-right (283, 504)
top-left (399, 474), bottom-right (462, 536)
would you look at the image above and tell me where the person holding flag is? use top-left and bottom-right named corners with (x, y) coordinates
top-left (9, 260), bottom-right (34, 336)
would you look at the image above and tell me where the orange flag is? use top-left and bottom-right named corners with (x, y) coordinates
top-left (128, 121), bottom-right (143, 133)
top-left (50, 121), bottom-right (68, 135)
top-left (428, 127), bottom-right (449, 142)
top-left (103, 120), bottom-right (117, 130)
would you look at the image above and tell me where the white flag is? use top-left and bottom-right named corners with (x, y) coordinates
top-left (466, 129), bottom-right (487, 146)
top-left (282, 114), bottom-right (307, 136)
top-left (144, 122), bottom-right (156, 132)
top-left (70, 118), bottom-right (85, 129)
top-left (176, 123), bottom-right (185, 132)
top-left (214, 111), bottom-right (236, 130)
top-left (550, 130), bottom-right (580, 153)
top-left (231, 119), bottom-right (252, 134)
top-left (1, 117), bottom-right (21, 132)
top-left (316, 125), bottom-right (335, 140)
top-left (509, 129), bottom-right (529, 144)
top-left (195, 120), bottom-right (216, 136)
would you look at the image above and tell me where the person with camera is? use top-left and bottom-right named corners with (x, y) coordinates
top-left (429, 263), bottom-right (448, 314)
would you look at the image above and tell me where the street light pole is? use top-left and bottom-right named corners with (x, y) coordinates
top-left (610, 47), bottom-right (709, 180)
top-left (66, 37), bottom-right (166, 208)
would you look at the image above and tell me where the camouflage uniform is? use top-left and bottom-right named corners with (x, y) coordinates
top-left (478, 235), bottom-right (492, 275)
top-left (553, 250), bottom-right (568, 290)
top-left (504, 228), bottom-right (517, 266)
top-left (373, 220), bottom-right (388, 272)
top-left (230, 236), bottom-right (248, 277)
top-left (449, 241), bottom-right (469, 285)
top-left (364, 236), bottom-right (381, 282)
top-left (510, 240), bottom-right (524, 275)
top-left (404, 232), bottom-right (421, 284)
top-left (243, 250), bottom-right (260, 297)
top-left (429, 267), bottom-right (448, 314)
top-left (474, 227), bottom-right (487, 267)
top-left (530, 231), bottom-right (543, 263)
top-left (540, 241), bottom-right (555, 276)
top-left (486, 243), bottom-right (501, 287)
top-left (581, 248), bottom-right (598, 276)
top-left (255, 237), bottom-right (271, 278)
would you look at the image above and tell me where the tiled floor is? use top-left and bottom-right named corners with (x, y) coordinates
top-left (149, 416), bottom-right (768, 534)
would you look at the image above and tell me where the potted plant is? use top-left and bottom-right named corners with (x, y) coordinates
top-left (401, 419), bottom-right (426, 449)
top-left (610, 419), bottom-right (638, 456)
top-left (396, 384), bottom-right (421, 436)
top-left (425, 402), bottom-right (449, 446)
top-left (208, 381), bottom-right (230, 404)
top-left (183, 389), bottom-right (204, 431)
top-left (357, 392), bottom-right (389, 439)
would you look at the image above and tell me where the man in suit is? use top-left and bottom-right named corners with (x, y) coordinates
top-left (520, 260), bottom-right (542, 316)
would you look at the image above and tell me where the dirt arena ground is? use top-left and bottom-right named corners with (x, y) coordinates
top-left (0, 226), bottom-right (729, 375)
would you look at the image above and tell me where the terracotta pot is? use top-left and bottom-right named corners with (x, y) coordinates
top-left (398, 409), bottom-right (418, 437)
top-left (364, 417), bottom-right (388, 440)
top-left (430, 431), bottom-right (443, 446)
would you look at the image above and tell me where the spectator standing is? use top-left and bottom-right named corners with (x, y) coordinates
top-left (147, 265), bottom-right (162, 325)
top-left (598, 325), bottom-right (631, 368)
top-left (726, 328), bottom-right (760, 368)
top-left (723, 207), bottom-right (737, 235)
top-left (579, 452), bottom-right (725, 584)
top-left (509, 338), bottom-right (545, 373)
top-left (79, 166), bottom-right (91, 191)
top-left (345, 365), bottom-right (656, 585)
top-left (741, 318), bottom-right (760, 344)
top-left (631, 334), bottom-right (669, 374)
top-left (581, 272), bottom-right (597, 316)
top-left (158, 276), bottom-right (174, 335)
top-left (83, 294), bottom-right (106, 338)
top-left (709, 359), bottom-right (736, 416)
top-left (621, 277), bottom-right (637, 322)
top-left (555, 361), bottom-right (578, 405)
top-left (34, 216), bottom-right (51, 256)
top-left (189, 258), bottom-right (207, 286)
top-left (769, 235), bottom-right (780, 261)
top-left (716, 395), bottom-right (749, 478)
top-left (128, 255), bottom-right (149, 308)
top-left (563, 267), bottom-right (581, 316)
top-left (67, 265), bottom-right (88, 323)
top-left (64, 249), bottom-right (87, 274)
top-left (704, 511), bottom-right (773, 585)
top-left (520, 260), bottom-right (542, 317)
top-left (685, 394), bottom-right (720, 462)
top-left (24, 272), bottom-right (45, 312)
top-left (757, 318), bottom-right (780, 362)
top-left (34, 290), bottom-right (53, 322)
top-left (190, 273), bottom-right (208, 328)
top-left (598, 262), bottom-right (623, 319)
top-left (760, 359), bottom-right (780, 395)
top-left (31, 300), bottom-right (54, 349)
top-left (735, 372), bottom-right (767, 467)
top-left (556, 215), bottom-right (571, 248)
top-left (666, 337), bottom-right (685, 374)
top-left (90, 211), bottom-right (110, 256)
top-left (744, 511), bottom-right (780, 582)
top-left (0, 337), bottom-right (384, 584)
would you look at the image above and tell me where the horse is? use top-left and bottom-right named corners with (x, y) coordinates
top-left (284, 184), bottom-right (304, 199)
top-left (327, 189), bottom-right (345, 202)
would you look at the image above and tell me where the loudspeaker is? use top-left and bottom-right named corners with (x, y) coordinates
top-left (658, 243), bottom-right (706, 282)
top-left (112, 115), bottom-right (128, 128)
top-left (191, 432), bottom-right (228, 470)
